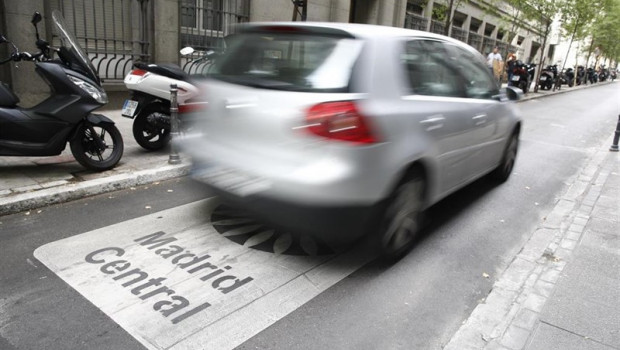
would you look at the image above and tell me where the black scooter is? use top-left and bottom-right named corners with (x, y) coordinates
top-left (0, 11), bottom-right (123, 171)
top-left (598, 66), bottom-right (608, 82)
top-left (576, 66), bottom-right (586, 85)
top-left (539, 65), bottom-right (557, 90)
top-left (587, 67), bottom-right (598, 84)
top-left (508, 60), bottom-right (535, 93)
top-left (563, 68), bottom-right (575, 87)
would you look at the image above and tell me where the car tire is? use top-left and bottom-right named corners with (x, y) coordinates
top-left (491, 132), bottom-right (519, 183)
top-left (374, 171), bottom-right (425, 260)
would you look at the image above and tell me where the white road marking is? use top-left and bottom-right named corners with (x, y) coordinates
top-left (34, 198), bottom-right (374, 350)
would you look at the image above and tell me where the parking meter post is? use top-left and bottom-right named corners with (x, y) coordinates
top-left (168, 84), bottom-right (182, 164)
top-left (610, 114), bottom-right (620, 152)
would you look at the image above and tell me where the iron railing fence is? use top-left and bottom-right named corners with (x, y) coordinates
top-left (430, 20), bottom-right (446, 35)
top-left (450, 26), bottom-right (467, 43)
top-left (496, 41), bottom-right (508, 55)
top-left (179, 0), bottom-right (249, 74)
top-left (404, 13), bottom-right (428, 31)
top-left (49, 0), bottom-right (150, 82)
top-left (468, 32), bottom-right (483, 51)
top-left (482, 36), bottom-right (496, 55)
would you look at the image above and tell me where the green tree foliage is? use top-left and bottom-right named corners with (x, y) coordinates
top-left (430, 0), bottom-right (469, 36)
top-left (507, 0), bottom-right (564, 91)
top-left (558, 0), bottom-right (607, 72)
top-left (590, 0), bottom-right (620, 65)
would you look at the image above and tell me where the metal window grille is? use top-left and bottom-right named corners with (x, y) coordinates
top-left (482, 36), bottom-right (496, 54)
top-left (404, 13), bottom-right (428, 31)
top-left (49, 0), bottom-right (150, 82)
top-left (430, 20), bottom-right (445, 35)
top-left (468, 32), bottom-right (482, 51)
top-left (450, 26), bottom-right (467, 43)
top-left (496, 42), bottom-right (508, 54)
top-left (180, 0), bottom-right (249, 74)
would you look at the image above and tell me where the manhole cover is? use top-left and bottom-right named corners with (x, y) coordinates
top-left (211, 204), bottom-right (334, 256)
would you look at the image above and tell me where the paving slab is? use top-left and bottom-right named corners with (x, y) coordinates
top-left (528, 322), bottom-right (616, 350)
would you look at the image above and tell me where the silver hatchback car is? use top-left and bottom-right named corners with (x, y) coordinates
top-left (180, 22), bottom-right (521, 258)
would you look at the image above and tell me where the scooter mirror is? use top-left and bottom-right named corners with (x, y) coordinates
top-left (180, 47), bottom-right (195, 56)
top-left (31, 12), bottom-right (42, 25)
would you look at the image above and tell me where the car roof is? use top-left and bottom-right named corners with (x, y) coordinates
top-left (240, 21), bottom-right (480, 56)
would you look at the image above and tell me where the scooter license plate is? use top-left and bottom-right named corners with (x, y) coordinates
top-left (511, 75), bottom-right (520, 82)
top-left (122, 99), bottom-right (139, 118)
top-left (540, 76), bottom-right (547, 81)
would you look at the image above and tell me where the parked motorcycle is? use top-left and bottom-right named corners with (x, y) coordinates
top-left (563, 68), bottom-right (575, 87)
top-left (611, 69), bottom-right (617, 81)
top-left (508, 60), bottom-right (535, 93)
top-left (576, 66), bottom-right (586, 85)
top-left (0, 11), bottom-right (123, 171)
top-left (587, 67), bottom-right (598, 84)
top-left (598, 66), bottom-right (608, 82)
top-left (538, 65), bottom-right (558, 90)
top-left (122, 47), bottom-right (212, 150)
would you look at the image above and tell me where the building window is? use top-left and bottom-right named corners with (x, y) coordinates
top-left (406, 0), bottom-right (424, 15)
top-left (181, 0), bottom-right (223, 33)
top-left (180, 0), bottom-right (249, 51)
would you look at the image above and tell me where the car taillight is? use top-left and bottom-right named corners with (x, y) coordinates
top-left (304, 101), bottom-right (378, 145)
top-left (130, 69), bottom-right (148, 76)
top-left (179, 102), bottom-right (208, 114)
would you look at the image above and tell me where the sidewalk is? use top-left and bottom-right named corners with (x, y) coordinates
top-left (0, 110), bottom-right (190, 216)
top-left (445, 135), bottom-right (619, 349)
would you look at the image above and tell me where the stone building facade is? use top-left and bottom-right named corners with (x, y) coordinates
top-left (1, 0), bottom-right (551, 107)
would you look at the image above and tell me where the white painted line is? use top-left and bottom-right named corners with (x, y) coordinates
top-left (34, 198), bottom-right (374, 350)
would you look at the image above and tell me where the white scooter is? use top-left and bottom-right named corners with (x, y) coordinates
top-left (122, 47), bottom-right (211, 150)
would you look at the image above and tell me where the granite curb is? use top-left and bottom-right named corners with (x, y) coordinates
top-left (0, 163), bottom-right (190, 216)
top-left (444, 132), bottom-right (618, 350)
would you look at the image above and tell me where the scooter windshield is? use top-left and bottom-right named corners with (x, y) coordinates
top-left (51, 10), bottom-right (100, 84)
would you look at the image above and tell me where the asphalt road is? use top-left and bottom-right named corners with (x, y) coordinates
top-left (1, 82), bottom-right (618, 350)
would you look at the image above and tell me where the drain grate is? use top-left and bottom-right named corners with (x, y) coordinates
top-left (210, 204), bottom-right (334, 256)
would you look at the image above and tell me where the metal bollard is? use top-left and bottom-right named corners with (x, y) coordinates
top-left (168, 84), bottom-right (182, 164)
top-left (611, 115), bottom-right (620, 152)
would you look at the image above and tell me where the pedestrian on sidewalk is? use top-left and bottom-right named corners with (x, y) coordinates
top-left (506, 51), bottom-right (517, 84)
top-left (487, 46), bottom-right (503, 84)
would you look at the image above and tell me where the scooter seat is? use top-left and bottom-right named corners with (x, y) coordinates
top-left (0, 82), bottom-right (19, 108)
top-left (134, 62), bottom-right (190, 82)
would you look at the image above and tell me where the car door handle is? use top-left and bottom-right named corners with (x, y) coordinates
top-left (420, 115), bottom-right (445, 131)
top-left (472, 114), bottom-right (487, 125)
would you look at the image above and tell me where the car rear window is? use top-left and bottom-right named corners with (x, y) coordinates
top-left (208, 31), bottom-right (364, 92)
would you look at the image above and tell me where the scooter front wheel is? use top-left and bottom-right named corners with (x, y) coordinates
top-left (133, 104), bottom-right (171, 151)
top-left (70, 122), bottom-right (124, 171)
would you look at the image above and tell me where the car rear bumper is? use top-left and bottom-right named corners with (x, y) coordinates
top-left (196, 177), bottom-right (385, 247)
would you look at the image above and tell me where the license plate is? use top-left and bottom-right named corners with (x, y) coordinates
top-left (540, 76), bottom-right (547, 81)
top-left (122, 99), bottom-right (139, 118)
top-left (193, 164), bottom-right (271, 197)
top-left (511, 75), bottom-right (520, 81)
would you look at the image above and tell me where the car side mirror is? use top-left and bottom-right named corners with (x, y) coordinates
top-left (503, 86), bottom-right (522, 101)
top-left (31, 12), bottom-right (42, 25)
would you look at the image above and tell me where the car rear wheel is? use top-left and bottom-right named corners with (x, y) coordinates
top-left (375, 171), bottom-right (425, 260)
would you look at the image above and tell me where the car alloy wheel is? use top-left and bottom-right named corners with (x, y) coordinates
top-left (377, 173), bottom-right (425, 259)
